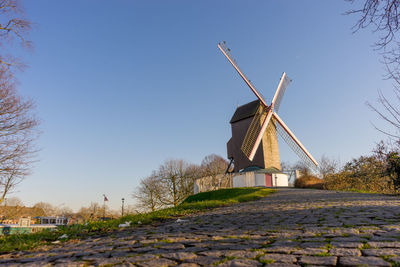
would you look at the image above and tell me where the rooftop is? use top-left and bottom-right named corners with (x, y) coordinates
top-left (230, 100), bottom-right (260, 124)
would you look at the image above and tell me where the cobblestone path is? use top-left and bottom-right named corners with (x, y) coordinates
top-left (3, 189), bottom-right (400, 266)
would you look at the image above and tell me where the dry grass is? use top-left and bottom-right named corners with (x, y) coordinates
top-left (294, 175), bottom-right (325, 189)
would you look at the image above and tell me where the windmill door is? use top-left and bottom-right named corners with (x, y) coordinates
top-left (265, 174), bottom-right (272, 187)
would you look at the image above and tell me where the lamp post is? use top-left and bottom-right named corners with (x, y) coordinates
top-left (121, 198), bottom-right (125, 217)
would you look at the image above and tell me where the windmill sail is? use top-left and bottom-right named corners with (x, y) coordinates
top-left (272, 73), bottom-right (291, 113)
top-left (241, 104), bottom-right (268, 159)
top-left (272, 113), bottom-right (318, 170)
top-left (218, 41), bottom-right (269, 107)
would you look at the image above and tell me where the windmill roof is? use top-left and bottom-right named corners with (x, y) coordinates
top-left (230, 100), bottom-right (260, 123)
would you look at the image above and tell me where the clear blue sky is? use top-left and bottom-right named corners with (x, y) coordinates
top-left (11, 1), bottom-right (392, 211)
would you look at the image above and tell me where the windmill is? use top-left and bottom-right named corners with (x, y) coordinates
top-left (218, 41), bottom-right (318, 173)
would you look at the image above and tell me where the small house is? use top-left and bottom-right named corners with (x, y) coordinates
top-left (232, 167), bottom-right (289, 188)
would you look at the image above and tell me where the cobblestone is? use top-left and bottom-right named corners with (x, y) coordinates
top-left (4, 188), bottom-right (400, 266)
top-left (339, 256), bottom-right (391, 266)
top-left (259, 253), bottom-right (297, 263)
top-left (299, 255), bottom-right (337, 266)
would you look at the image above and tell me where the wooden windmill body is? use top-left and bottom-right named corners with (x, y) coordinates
top-left (227, 100), bottom-right (281, 173)
top-left (218, 41), bottom-right (319, 173)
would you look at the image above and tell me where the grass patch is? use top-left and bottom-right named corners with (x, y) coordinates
top-left (341, 188), bottom-right (381, 194)
top-left (380, 255), bottom-right (400, 267)
top-left (259, 258), bottom-right (275, 264)
top-left (0, 187), bottom-right (274, 252)
top-left (183, 187), bottom-right (274, 204)
top-left (361, 243), bottom-right (372, 249)
top-left (214, 256), bottom-right (237, 265)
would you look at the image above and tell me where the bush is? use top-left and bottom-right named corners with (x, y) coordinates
top-left (294, 175), bottom-right (324, 189)
top-left (324, 172), bottom-right (393, 193)
top-left (323, 155), bottom-right (394, 193)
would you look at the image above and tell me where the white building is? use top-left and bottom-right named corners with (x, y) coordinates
top-left (36, 216), bottom-right (69, 226)
top-left (232, 167), bottom-right (289, 188)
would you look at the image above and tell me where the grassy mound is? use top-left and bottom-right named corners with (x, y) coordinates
top-left (0, 187), bottom-right (275, 252)
top-left (183, 187), bottom-right (273, 204)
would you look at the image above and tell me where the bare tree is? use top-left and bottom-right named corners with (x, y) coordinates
top-left (56, 206), bottom-right (73, 217)
top-left (132, 174), bottom-right (165, 212)
top-left (157, 159), bottom-right (190, 207)
top-left (181, 163), bottom-right (202, 196)
top-left (75, 202), bottom-right (104, 221)
top-left (367, 87), bottom-right (400, 138)
top-left (4, 196), bottom-right (22, 206)
top-left (0, 0), bottom-right (32, 71)
top-left (293, 161), bottom-right (312, 177)
top-left (347, 1), bottom-right (400, 139)
top-left (201, 154), bottom-right (229, 188)
top-left (0, 70), bottom-right (38, 205)
top-left (75, 206), bottom-right (91, 222)
top-left (280, 161), bottom-right (292, 172)
top-left (33, 202), bottom-right (56, 216)
top-left (132, 160), bottom-right (203, 211)
top-left (346, 0), bottom-right (400, 49)
top-left (123, 204), bottom-right (138, 215)
top-left (0, 1), bottom-right (38, 205)
top-left (318, 155), bottom-right (339, 178)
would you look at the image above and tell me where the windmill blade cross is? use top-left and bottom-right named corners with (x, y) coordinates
top-left (218, 41), bottom-right (269, 107)
top-left (241, 72), bottom-right (292, 161)
top-left (219, 41), bottom-right (318, 169)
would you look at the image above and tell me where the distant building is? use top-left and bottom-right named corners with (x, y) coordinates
top-left (232, 167), bottom-right (289, 188)
top-left (35, 216), bottom-right (69, 226)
